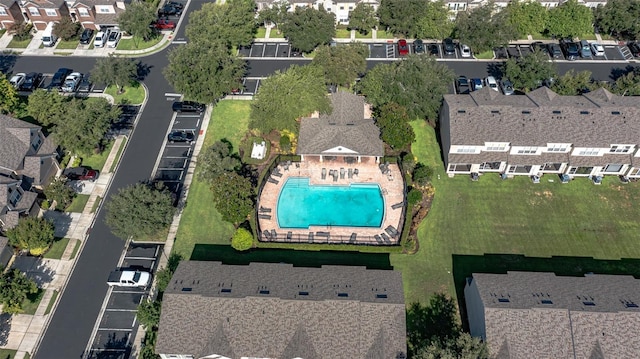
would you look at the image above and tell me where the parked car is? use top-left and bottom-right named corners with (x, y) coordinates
top-left (158, 4), bottom-right (182, 16)
top-left (106, 31), bottom-right (121, 48)
top-left (172, 101), bottom-right (206, 113)
top-left (79, 28), bottom-right (94, 45)
top-left (428, 44), bottom-right (439, 56)
top-left (62, 166), bottom-right (99, 181)
top-left (500, 79), bottom-right (515, 95)
top-left (153, 18), bottom-right (176, 30)
top-left (561, 40), bottom-right (579, 60)
top-left (107, 270), bottom-right (150, 287)
top-left (456, 76), bottom-right (470, 94)
top-left (165, 1), bottom-right (184, 9)
top-left (49, 68), bottom-right (72, 90)
top-left (413, 39), bottom-right (424, 54)
top-left (94, 30), bottom-right (109, 48)
top-left (485, 76), bottom-right (499, 91)
top-left (531, 41), bottom-right (548, 54)
top-left (61, 72), bottom-right (82, 92)
top-left (579, 40), bottom-right (591, 58)
top-left (168, 130), bottom-right (195, 143)
top-left (548, 43), bottom-right (562, 59)
top-left (20, 72), bottom-right (42, 91)
top-left (590, 42), bottom-right (605, 57)
top-left (443, 38), bottom-right (456, 54)
top-left (471, 78), bottom-right (483, 91)
top-left (77, 73), bottom-right (93, 92)
top-left (460, 44), bottom-right (471, 58)
top-left (628, 42), bottom-right (640, 57)
top-left (397, 39), bottom-right (409, 56)
top-left (9, 73), bottom-right (26, 89)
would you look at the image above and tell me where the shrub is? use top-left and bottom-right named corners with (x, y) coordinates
top-left (413, 163), bottom-right (433, 186)
top-left (279, 134), bottom-right (291, 153)
top-left (10, 21), bottom-right (32, 41)
top-left (231, 228), bottom-right (253, 251)
top-left (407, 188), bottom-right (423, 206)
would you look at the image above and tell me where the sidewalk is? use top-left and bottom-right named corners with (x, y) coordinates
top-left (1, 135), bottom-right (126, 359)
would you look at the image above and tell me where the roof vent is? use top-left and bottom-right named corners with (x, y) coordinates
top-left (259, 290), bottom-right (270, 295)
top-left (580, 111), bottom-right (590, 115)
top-left (522, 110), bottom-right (531, 114)
top-left (221, 288), bottom-right (232, 293)
top-left (376, 294), bottom-right (388, 299)
top-left (553, 110), bottom-right (561, 114)
top-left (337, 292), bottom-right (349, 297)
top-left (612, 111), bottom-right (621, 115)
top-left (458, 110), bottom-right (466, 114)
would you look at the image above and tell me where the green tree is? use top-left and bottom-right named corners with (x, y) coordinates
top-left (407, 293), bottom-right (462, 356)
top-left (413, 333), bottom-right (488, 359)
top-left (231, 227), bottom-right (253, 251)
top-left (0, 76), bottom-right (18, 115)
top-left (356, 55), bottom-right (455, 123)
top-left (52, 98), bottom-right (121, 155)
top-left (594, 0), bottom-right (640, 40)
top-left (412, 163), bottom-right (433, 186)
top-left (378, 0), bottom-right (424, 37)
top-left (503, 0), bottom-right (548, 38)
top-left (164, 42), bottom-right (245, 103)
top-left (375, 102), bottom-right (415, 150)
top-left (0, 269), bottom-right (38, 314)
top-left (197, 140), bottom-right (241, 183)
top-left (92, 55), bottom-right (138, 93)
top-left (281, 6), bottom-right (335, 52)
top-left (105, 182), bottom-right (176, 240)
top-left (550, 69), bottom-right (596, 95)
top-left (118, 1), bottom-right (157, 45)
top-left (27, 89), bottom-right (66, 125)
top-left (6, 217), bottom-right (55, 256)
top-left (9, 20), bottom-right (32, 41)
top-left (53, 16), bottom-right (80, 41)
top-left (503, 50), bottom-right (557, 92)
top-left (348, 3), bottom-right (378, 35)
top-left (137, 299), bottom-right (161, 329)
top-left (186, 0), bottom-right (257, 48)
top-left (258, 1), bottom-right (289, 29)
top-left (312, 43), bottom-right (368, 87)
top-left (210, 172), bottom-right (254, 225)
top-left (454, 3), bottom-right (518, 53)
top-left (250, 65), bottom-right (331, 133)
top-left (44, 177), bottom-right (76, 209)
top-left (415, 1), bottom-right (454, 40)
top-left (610, 69), bottom-right (640, 95)
top-left (545, 0), bottom-right (594, 38)
top-left (155, 253), bottom-right (182, 293)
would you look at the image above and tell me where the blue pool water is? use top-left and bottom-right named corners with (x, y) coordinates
top-left (276, 177), bottom-right (384, 229)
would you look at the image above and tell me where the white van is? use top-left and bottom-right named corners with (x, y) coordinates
top-left (42, 22), bottom-right (57, 47)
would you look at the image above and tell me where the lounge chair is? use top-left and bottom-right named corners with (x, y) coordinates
top-left (340, 168), bottom-right (345, 179)
top-left (385, 225), bottom-right (399, 238)
top-left (381, 233), bottom-right (391, 243)
top-left (348, 168), bottom-right (353, 179)
top-left (259, 206), bottom-right (272, 213)
top-left (374, 234), bottom-right (383, 244)
top-left (354, 168), bottom-right (359, 176)
top-left (349, 233), bottom-right (357, 243)
top-left (267, 177), bottom-right (279, 184)
top-left (271, 229), bottom-right (277, 239)
top-left (333, 172), bottom-right (338, 182)
top-left (322, 168), bottom-right (327, 180)
top-left (286, 231), bottom-right (292, 242)
top-left (316, 231), bottom-right (330, 242)
top-left (258, 214), bottom-right (271, 220)
top-left (262, 230), bottom-right (271, 240)
top-left (391, 202), bottom-right (404, 210)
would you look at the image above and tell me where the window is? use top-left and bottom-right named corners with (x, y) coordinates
top-left (580, 110), bottom-right (590, 115)
top-left (96, 6), bottom-right (113, 13)
top-left (78, 8), bottom-right (89, 16)
top-left (522, 110), bottom-right (531, 114)
top-left (498, 298), bottom-right (510, 303)
top-left (339, 6), bottom-right (344, 10)
top-left (568, 166), bottom-right (593, 175)
top-left (456, 146), bottom-right (476, 153)
top-left (29, 7), bottom-right (39, 16)
top-left (603, 164), bottom-right (623, 173)
top-left (0, 8), bottom-right (7, 15)
top-left (578, 148), bottom-right (599, 156)
top-left (552, 110), bottom-right (562, 114)
top-left (45, 8), bottom-right (57, 16)
top-left (610, 145), bottom-right (632, 153)
top-left (32, 136), bottom-right (42, 151)
top-left (8, 188), bottom-right (21, 207)
top-left (485, 143), bottom-right (507, 151)
top-left (348, 6), bottom-right (353, 9)
top-left (516, 147), bottom-right (537, 154)
top-left (541, 300), bottom-right (553, 304)
top-left (546, 144), bottom-right (569, 152)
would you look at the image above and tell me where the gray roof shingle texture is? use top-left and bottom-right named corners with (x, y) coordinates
top-left (297, 91), bottom-right (384, 157)
top-left (156, 261), bottom-right (406, 359)
top-left (470, 271), bottom-right (640, 358)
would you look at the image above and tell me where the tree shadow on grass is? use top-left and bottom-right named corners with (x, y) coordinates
top-left (452, 253), bottom-right (640, 330)
top-left (190, 244), bottom-right (392, 269)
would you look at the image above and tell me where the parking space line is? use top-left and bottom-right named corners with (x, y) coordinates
top-left (123, 256), bottom-right (158, 260)
top-left (176, 114), bottom-right (201, 118)
top-left (97, 328), bottom-right (132, 332)
top-left (262, 44), bottom-right (266, 57)
top-left (104, 308), bottom-right (138, 312)
top-left (112, 289), bottom-right (147, 294)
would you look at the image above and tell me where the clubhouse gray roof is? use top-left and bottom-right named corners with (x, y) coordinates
top-left (297, 91), bottom-right (384, 157)
top-left (443, 87), bottom-right (640, 148)
top-left (156, 261), bottom-right (406, 359)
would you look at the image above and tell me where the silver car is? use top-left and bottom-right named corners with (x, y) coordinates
top-left (500, 80), bottom-right (515, 95)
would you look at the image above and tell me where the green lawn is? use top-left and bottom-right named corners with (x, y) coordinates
top-left (44, 238), bottom-right (70, 259)
top-left (44, 290), bottom-right (59, 315)
top-left (475, 50), bottom-right (494, 59)
top-left (269, 28), bottom-right (284, 38)
top-left (335, 29), bottom-right (351, 39)
top-left (22, 288), bottom-right (45, 315)
top-left (91, 196), bottom-right (102, 214)
top-left (0, 349), bottom-right (17, 359)
top-left (256, 27), bottom-right (267, 38)
top-left (105, 83), bottom-right (146, 105)
top-left (110, 137), bottom-right (127, 172)
top-left (80, 140), bottom-right (114, 172)
top-left (376, 30), bottom-right (392, 39)
top-left (56, 39), bottom-right (79, 50)
top-left (65, 194), bottom-right (89, 213)
top-left (8, 37), bottom-right (32, 48)
top-left (116, 35), bottom-right (162, 51)
top-left (355, 31), bottom-right (373, 39)
top-left (579, 33), bottom-right (598, 40)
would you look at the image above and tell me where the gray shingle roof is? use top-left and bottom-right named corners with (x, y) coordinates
top-left (468, 272), bottom-right (640, 358)
top-left (297, 91), bottom-right (384, 157)
top-left (443, 87), bottom-right (640, 148)
top-left (156, 261), bottom-right (406, 359)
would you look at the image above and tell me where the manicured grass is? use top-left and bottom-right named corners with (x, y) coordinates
top-left (44, 238), bottom-right (70, 259)
top-left (69, 239), bottom-right (81, 259)
top-left (105, 83), bottom-right (146, 105)
top-left (335, 29), bottom-right (351, 39)
top-left (116, 35), bottom-right (162, 51)
top-left (376, 30), bottom-right (392, 39)
top-left (44, 290), bottom-right (59, 315)
top-left (269, 28), bottom-right (284, 38)
top-left (530, 32), bottom-right (552, 40)
top-left (56, 39), bottom-right (79, 50)
top-left (579, 33), bottom-right (598, 40)
top-left (65, 194), bottom-right (89, 213)
top-left (355, 31), bottom-right (373, 39)
top-left (90, 196), bottom-right (102, 214)
top-left (81, 140), bottom-right (114, 172)
top-left (389, 121), bottom-right (640, 304)
top-left (475, 50), bottom-right (494, 59)
top-left (208, 101), bottom-right (251, 148)
top-left (22, 288), bottom-right (45, 315)
top-left (256, 27), bottom-right (267, 38)
top-left (0, 349), bottom-right (17, 359)
top-left (8, 37), bottom-right (32, 48)
top-left (110, 137), bottom-right (127, 173)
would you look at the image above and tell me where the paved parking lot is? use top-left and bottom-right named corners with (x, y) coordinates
top-left (238, 42), bottom-right (299, 58)
top-left (107, 105), bottom-right (139, 139)
top-left (86, 243), bottom-right (162, 359)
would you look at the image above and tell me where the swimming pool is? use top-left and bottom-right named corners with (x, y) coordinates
top-left (276, 177), bottom-right (384, 229)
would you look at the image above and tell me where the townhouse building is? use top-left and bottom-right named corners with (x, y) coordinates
top-left (440, 87), bottom-right (640, 180)
top-left (0, 0), bottom-right (23, 29)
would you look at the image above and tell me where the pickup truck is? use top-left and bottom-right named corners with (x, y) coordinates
top-left (107, 270), bottom-right (151, 287)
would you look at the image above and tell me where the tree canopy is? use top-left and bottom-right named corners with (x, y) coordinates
top-left (503, 50), bottom-right (557, 92)
top-left (6, 217), bottom-right (55, 256)
top-left (415, 1), bottom-right (454, 40)
top-left (0, 76), bottom-right (18, 115)
top-left (53, 16), bottom-right (80, 41)
top-left (280, 6), bottom-right (335, 53)
top-left (0, 269), bottom-right (38, 314)
top-left (312, 43), bottom-right (368, 87)
top-left (257, 1), bottom-right (289, 29)
top-left (27, 89), bottom-right (66, 126)
top-left (454, 3), bottom-right (517, 53)
top-left (137, 299), bottom-right (161, 330)
top-left (550, 69), bottom-right (596, 95)
top-left (164, 42), bottom-right (245, 103)
top-left (348, 3), bottom-right (378, 35)
top-left (118, 1), bottom-right (157, 44)
top-left (356, 55), bottom-right (455, 122)
top-left (209, 172), bottom-right (254, 225)
top-left (545, 0), bottom-right (594, 38)
top-left (594, 0), bottom-right (640, 40)
top-left (250, 64), bottom-right (331, 133)
top-left (105, 182), bottom-right (176, 240)
top-left (608, 68), bottom-right (640, 95)
top-left (44, 177), bottom-right (76, 209)
top-left (92, 55), bottom-right (138, 92)
top-left (375, 102), bottom-right (415, 150)
top-left (502, 0), bottom-right (548, 39)
top-left (197, 140), bottom-right (241, 184)
top-left (231, 227), bottom-right (253, 251)
top-left (186, 0), bottom-right (256, 48)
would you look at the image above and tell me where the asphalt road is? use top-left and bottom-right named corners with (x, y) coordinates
top-left (0, 37), bottom-right (636, 358)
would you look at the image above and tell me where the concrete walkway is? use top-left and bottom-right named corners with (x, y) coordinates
top-left (0, 136), bottom-right (126, 359)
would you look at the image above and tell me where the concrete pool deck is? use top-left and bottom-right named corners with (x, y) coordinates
top-left (257, 159), bottom-right (405, 245)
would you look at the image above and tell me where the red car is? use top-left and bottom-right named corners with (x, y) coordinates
top-left (398, 39), bottom-right (409, 56)
top-left (62, 167), bottom-right (99, 181)
top-left (153, 19), bottom-right (176, 30)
